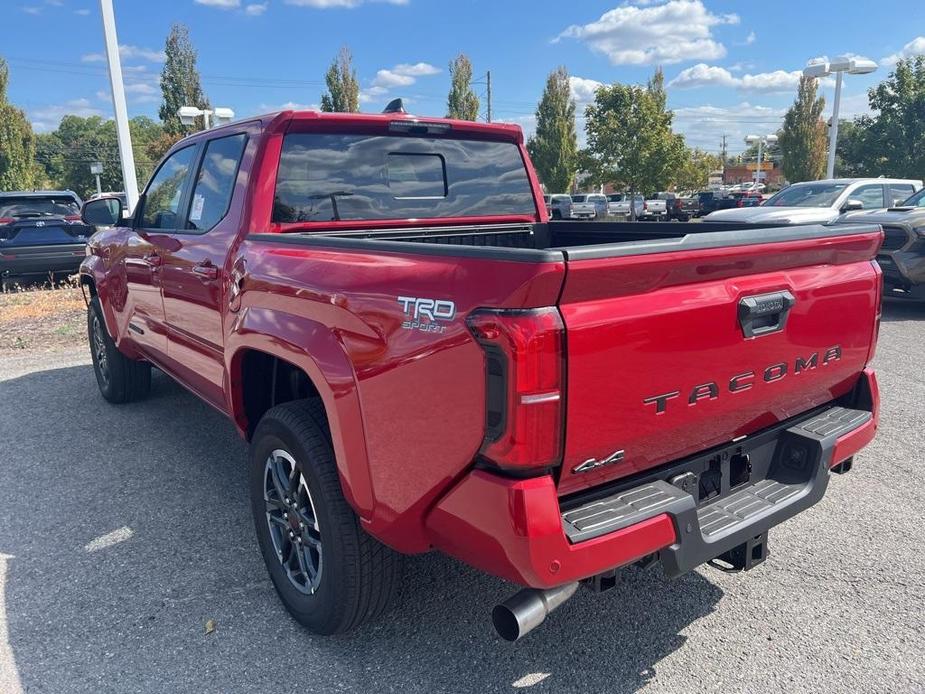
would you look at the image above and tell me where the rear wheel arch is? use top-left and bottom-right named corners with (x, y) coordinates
top-left (228, 340), bottom-right (375, 519)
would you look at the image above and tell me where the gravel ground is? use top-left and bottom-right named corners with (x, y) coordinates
top-left (0, 302), bottom-right (922, 694)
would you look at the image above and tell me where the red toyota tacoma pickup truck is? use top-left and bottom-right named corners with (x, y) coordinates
top-left (79, 109), bottom-right (881, 641)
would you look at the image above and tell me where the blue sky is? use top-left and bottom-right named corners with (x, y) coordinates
top-left (5, 0), bottom-right (925, 154)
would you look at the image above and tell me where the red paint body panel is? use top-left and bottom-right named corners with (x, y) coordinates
top-left (557, 238), bottom-right (882, 494)
top-left (424, 470), bottom-right (678, 587)
top-left (80, 109), bottom-right (882, 585)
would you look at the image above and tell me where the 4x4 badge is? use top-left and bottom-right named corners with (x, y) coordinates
top-left (573, 449), bottom-right (625, 474)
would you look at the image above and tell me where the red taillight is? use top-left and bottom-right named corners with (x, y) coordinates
top-left (643, 202), bottom-right (648, 210)
top-left (64, 214), bottom-right (82, 222)
top-left (467, 308), bottom-right (565, 471)
top-left (736, 199), bottom-right (744, 207)
top-left (0, 218), bottom-right (13, 225)
top-left (674, 199), bottom-right (682, 209)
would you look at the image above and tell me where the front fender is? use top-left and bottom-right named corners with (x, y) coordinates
top-left (225, 306), bottom-right (375, 519)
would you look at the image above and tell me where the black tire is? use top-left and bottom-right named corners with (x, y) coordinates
top-left (249, 399), bottom-right (402, 635)
top-left (88, 296), bottom-right (151, 403)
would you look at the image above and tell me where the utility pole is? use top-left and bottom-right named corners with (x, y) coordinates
top-left (99, 0), bottom-right (139, 212)
top-left (486, 70), bottom-right (492, 123)
top-left (720, 134), bottom-right (727, 165)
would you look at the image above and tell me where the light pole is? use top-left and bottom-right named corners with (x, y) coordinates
top-left (803, 55), bottom-right (877, 179)
top-left (89, 161), bottom-right (103, 196)
top-left (745, 134), bottom-right (777, 190)
top-left (98, 0), bottom-right (139, 212)
top-left (178, 106), bottom-right (235, 130)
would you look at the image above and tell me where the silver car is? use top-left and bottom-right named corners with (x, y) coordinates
top-left (705, 178), bottom-right (923, 224)
top-left (548, 194), bottom-right (573, 220)
top-left (569, 194), bottom-right (598, 220)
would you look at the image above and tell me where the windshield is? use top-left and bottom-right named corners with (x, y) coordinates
top-left (607, 194), bottom-right (623, 202)
top-left (0, 196), bottom-right (80, 219)
top-left (764, 183), bottom-right (848, 208)
top-left (901, 188), bottom-right (925, 207)
top-left (587, 195), bottom-right (606, 203)
top-left (571, 195), bottom-right (587, 202)
top-left (552, 195), bottom-right (571, 203)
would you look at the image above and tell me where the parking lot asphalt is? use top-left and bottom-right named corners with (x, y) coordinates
top-left (0, 302), bottom-right (923, 694)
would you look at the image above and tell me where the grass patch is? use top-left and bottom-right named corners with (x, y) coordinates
top-left (0, 278), bottom-right (88, 353)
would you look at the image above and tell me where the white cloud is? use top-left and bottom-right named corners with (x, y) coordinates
top-left (194, 0), bottom-right (240, 6)
top-left (569, 76), bottom-right (603, 105)
top-left (743, 30), bottom-right (756, 45)
top-left (74, 8), bottom-right (90, 15)
top-left (245, 2), bottom-right (268, 14)
top-left (880, 36), bottom-right (925, 66)
top-left (361, 61), bottom-right (440, 102)
top-left (82, 44), bottom-right (166, 64)
top-left (669, 63), bottom-right (806, 93)
top-left (555, 1), bottom-right (738, 65)
top-left (672, 102), bottom-right (786, 153)
top-left (29, 98), bottom-right (107, 133)
top-left (21, 6), bottom-right (42, 14)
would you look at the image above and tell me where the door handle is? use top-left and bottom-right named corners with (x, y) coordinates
top-left (192, 262), bottom-right (219, 280)
top-left (738, 291), bottom-right (796, 338)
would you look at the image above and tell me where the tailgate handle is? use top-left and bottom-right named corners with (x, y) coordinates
top-left (738, 291), bottom-right (795, 338)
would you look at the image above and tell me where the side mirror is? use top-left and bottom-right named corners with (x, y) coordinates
top-left (841, 199), bottom-right (864, 212)
top-left (82, 197), bottom-right (124, 227)
top-left (893, 198), bottom-right (908, 207)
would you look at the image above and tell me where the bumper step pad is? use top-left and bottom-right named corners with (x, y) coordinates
top-left (560, 405), bottom-right (871, 576)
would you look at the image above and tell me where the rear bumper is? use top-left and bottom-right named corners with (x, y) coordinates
top-left (0, 243), bottom-right (86, 277)
top-left (425, 369), bottom-right (879, 588)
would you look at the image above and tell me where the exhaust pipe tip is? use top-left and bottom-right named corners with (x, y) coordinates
top-left (491, 603), bottom-right (527, 642)
top-left (491, 582), bottom-right (579, 642)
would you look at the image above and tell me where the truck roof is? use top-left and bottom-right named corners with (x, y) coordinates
top-left (175, 109), bottom-right (526, 147)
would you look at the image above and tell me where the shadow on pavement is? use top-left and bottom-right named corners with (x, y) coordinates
top-left (0, 363), bottom-right (723, 693)
top-left (881, 299), bottom-right (924, 322)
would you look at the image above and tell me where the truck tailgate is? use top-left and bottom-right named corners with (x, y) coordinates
top-left (556, 225), bottom-right (882, 495)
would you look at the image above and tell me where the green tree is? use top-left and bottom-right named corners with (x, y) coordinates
top-left (33, 115), bottom-right (164, 197)
top-left (834, 117), bottom-right (875, 177)
top-left (320, 46), bottom-right (360, 113)
top-left (778, 75), bottom-right (827, 182)
top-left (647, 66), bottom-right (667, 110)
top-left (446, 54), bottom-right (479, 121)
top-left (526, 67), bottom-right (579, 193)
top-left (0, 57), bottom-right (37, 191)
top-left (860, 56), bottom-right (925, 178)
top-left (158, 23), bottom-right (210, 136)
top-left (674, 148), bottom-right (722, 191)
top-left (584, 78), bottom-right (685, 218)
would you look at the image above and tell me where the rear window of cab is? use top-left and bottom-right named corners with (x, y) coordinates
top-left (272, 133), bottom-right (536, 223)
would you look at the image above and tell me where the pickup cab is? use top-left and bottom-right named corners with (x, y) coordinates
top-left (79, 110), bottom-right (882, 641)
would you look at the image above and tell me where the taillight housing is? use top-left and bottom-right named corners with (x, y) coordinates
top-left (0, 218), bottom-right (13, 225)
top-left (64, 214), bottom-right (82, 222)
top-left (467, 307), bottom-right (565, 471)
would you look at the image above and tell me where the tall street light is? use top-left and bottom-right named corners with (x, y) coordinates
top-left (99, 0), bottom-right (139, 212)
top-left (745, 134), bottom-right (777, 190)
top-left (803, 55), bottom-right (877, 179)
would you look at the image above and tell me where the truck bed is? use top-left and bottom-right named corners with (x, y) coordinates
top-left (252, 220), bottom-right (855, 259)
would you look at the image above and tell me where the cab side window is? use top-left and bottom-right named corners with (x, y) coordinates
top-left (140, 145), bottom-right (197, 229)
top-left (851, 185), bottom-right (885, 210)
top-left (186, 133), bottom-right (247, 232)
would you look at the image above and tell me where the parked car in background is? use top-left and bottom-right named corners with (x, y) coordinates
top-left (569, 194), bottom-right (597, 220)
top-left (655, 192), bottom-right (695, 221)
top-left (641, 195), bottom-right (667, 220)
top-left (0, 190), bottom-right (91, 290)
top-left (607, 193), bottom-right (644, 218)
top-left (731, 191), bottom-right (763, 208)
top-left (838, 186), bottom-right (925, 301)
top-left (542, 194), bottom-right (552, 217)
top-left (706, 178), bottom-right (923, 224)
top-left (585, 194), bottom-right (608, 218)
top-left (548, 194), bottom-right (572, 220)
